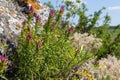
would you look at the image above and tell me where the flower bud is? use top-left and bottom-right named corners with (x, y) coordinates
top-left (0, 55), bottom-right (8, 62)
top-left (29, 5), bottom-right (34, 12)
top-left (66, 26), bottom-right (74, 34)
top-left (36, 40), bottom-right (41, 49)
top-left (60, 5), bottom-right (65, 13)
top-left (26, 33), bottom-right (32, 40)
top-left (28, 5), bottom-right (34, 17)
top-left (49, 9), bottom-right (55, 18)
top-left (22, 20), bottom-right (27, 25)
top-left (36, 15), bottom-right (41, 22)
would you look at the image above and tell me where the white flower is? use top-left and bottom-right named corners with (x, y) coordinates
top-left (70, 32), bottom-right (102, 53)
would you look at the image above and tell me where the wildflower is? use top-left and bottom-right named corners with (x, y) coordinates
top-left (80, 69), bottom-right (94, 80)
top-left (26, 33), bottom-right (32, 40)
top-left (28, 5), bottom-right (34, 17)
top-left (66, 26), bottom-right (74, 34)
top-left (70, 32), bottom-right (102, 52)
top-left (29, 5), bottom-right (34, 13)
top-left (22, 20), bottom-right (27, 25)
top-left (56, 6), bottom-right (64, 21)
top-left (49, 9), bottom-right (55, 18)
top-left (36, 40), bottom-right (41, 49)
top-left (60, 5), bottom-right (65, 13)
top-left (36, 15), bottom-right (41, 22)
top-left (0, 55), bottom-right (8, 62)
top-left (0, 55), bottom-right (8, 74)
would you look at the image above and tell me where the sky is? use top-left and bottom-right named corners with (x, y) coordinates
top-left (41, 0), bottom-right (120, 26)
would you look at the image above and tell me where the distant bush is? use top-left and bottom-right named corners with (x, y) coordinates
top-left (62, 0), bottom-right (120, 59)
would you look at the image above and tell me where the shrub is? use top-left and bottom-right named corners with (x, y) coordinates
top-left (62, 0), bottom-right (120, 59)
top-left (9, 5), bottom-right (93, 80)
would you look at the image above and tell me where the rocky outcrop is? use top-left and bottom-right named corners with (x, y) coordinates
top-left (0, 0), bottom-right (49, 54)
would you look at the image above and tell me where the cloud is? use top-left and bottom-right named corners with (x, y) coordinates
top-left (108, 6), bottom-right (120, 10)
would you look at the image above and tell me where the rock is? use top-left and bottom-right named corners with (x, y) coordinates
top-left (0, 0), bottom-right (49, 54)
top-left (0, 0), bottom-right (26, 36)
top-left (0, 0), bottom-right (49, 37)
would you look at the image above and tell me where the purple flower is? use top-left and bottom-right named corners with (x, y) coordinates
top-left (36, 40), bottom-right (41, 49)
top-left (22, 20), bottom-right (27, 25)
top-left (29, 5), bottom-right (34, 12)
top-left (0, 55), bottom-right (8, 62)
top-left (60, 5), bottom-right (65, 13)
top-left (26, 33), bottom-right (32, 40)
top-left (66, 26), bottom-right (74, 34)
top-left (36, 15), bottom-right (41, 22)
top-left (49, 9), bottom-right (55, 18)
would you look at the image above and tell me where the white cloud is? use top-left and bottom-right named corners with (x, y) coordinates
top-left (108, 6), bottom-right (120, 10)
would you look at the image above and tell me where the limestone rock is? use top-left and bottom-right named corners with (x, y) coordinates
top-left (0, 0), bottom-right (49, 54)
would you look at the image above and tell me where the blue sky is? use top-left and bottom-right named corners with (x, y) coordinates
top-left (41, 0), bottom-right (120, 26)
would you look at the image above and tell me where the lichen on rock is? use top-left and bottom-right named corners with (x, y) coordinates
top-left (0, 0), bottom-right (49, 54)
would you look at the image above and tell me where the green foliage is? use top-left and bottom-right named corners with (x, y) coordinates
top-left (96, 25), bottom-right (120, 59)
top-left (11, 16), bottom-right (43, 80)
top-left (110, 33), bottom-right (120, 58)
top-left (6, 0), bottom-right (120, 79)
top-left (62, 0), bottom-right (120, 59)
top-left (43, 1), bottom-right (54, 8)
top-left (63, 2), bottom-right (120, 59)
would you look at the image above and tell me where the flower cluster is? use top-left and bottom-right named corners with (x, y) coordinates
top-left (70, 32), bottom-right (102, 53)
top-left (0, 55), bottom-right (8, 62)
top-left (66, 26), bottom-right (74, 35)
top-left (80, 55), bottom-right (120, 80)
top-left (49, 9), bottom-right (55, 18)
top-left (0, 55), bottom-right (8, 75)
top-left (60, 5), bottom-right (65, 14)
top-left (96, 55), bottom-right (120, 80)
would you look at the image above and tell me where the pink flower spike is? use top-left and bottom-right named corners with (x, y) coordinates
top-left (26, 33), bottom-right (32, 40)
top-left (36, 41), bottom-right (41, 49)
top-left (36, 15), bottom-right (41, 22)
top-left (49, 9), bottom-right (55, 18)
top-left (60, 5), bottom-right (65, 12)
top-left (67, 26), bottom-right (74, 34)
top-left (22, 20), bottom-right (27, 25)
top-left (29, 5), bottom-right (34, 12)
top-left (0, 55), bottom-right (8, 62)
